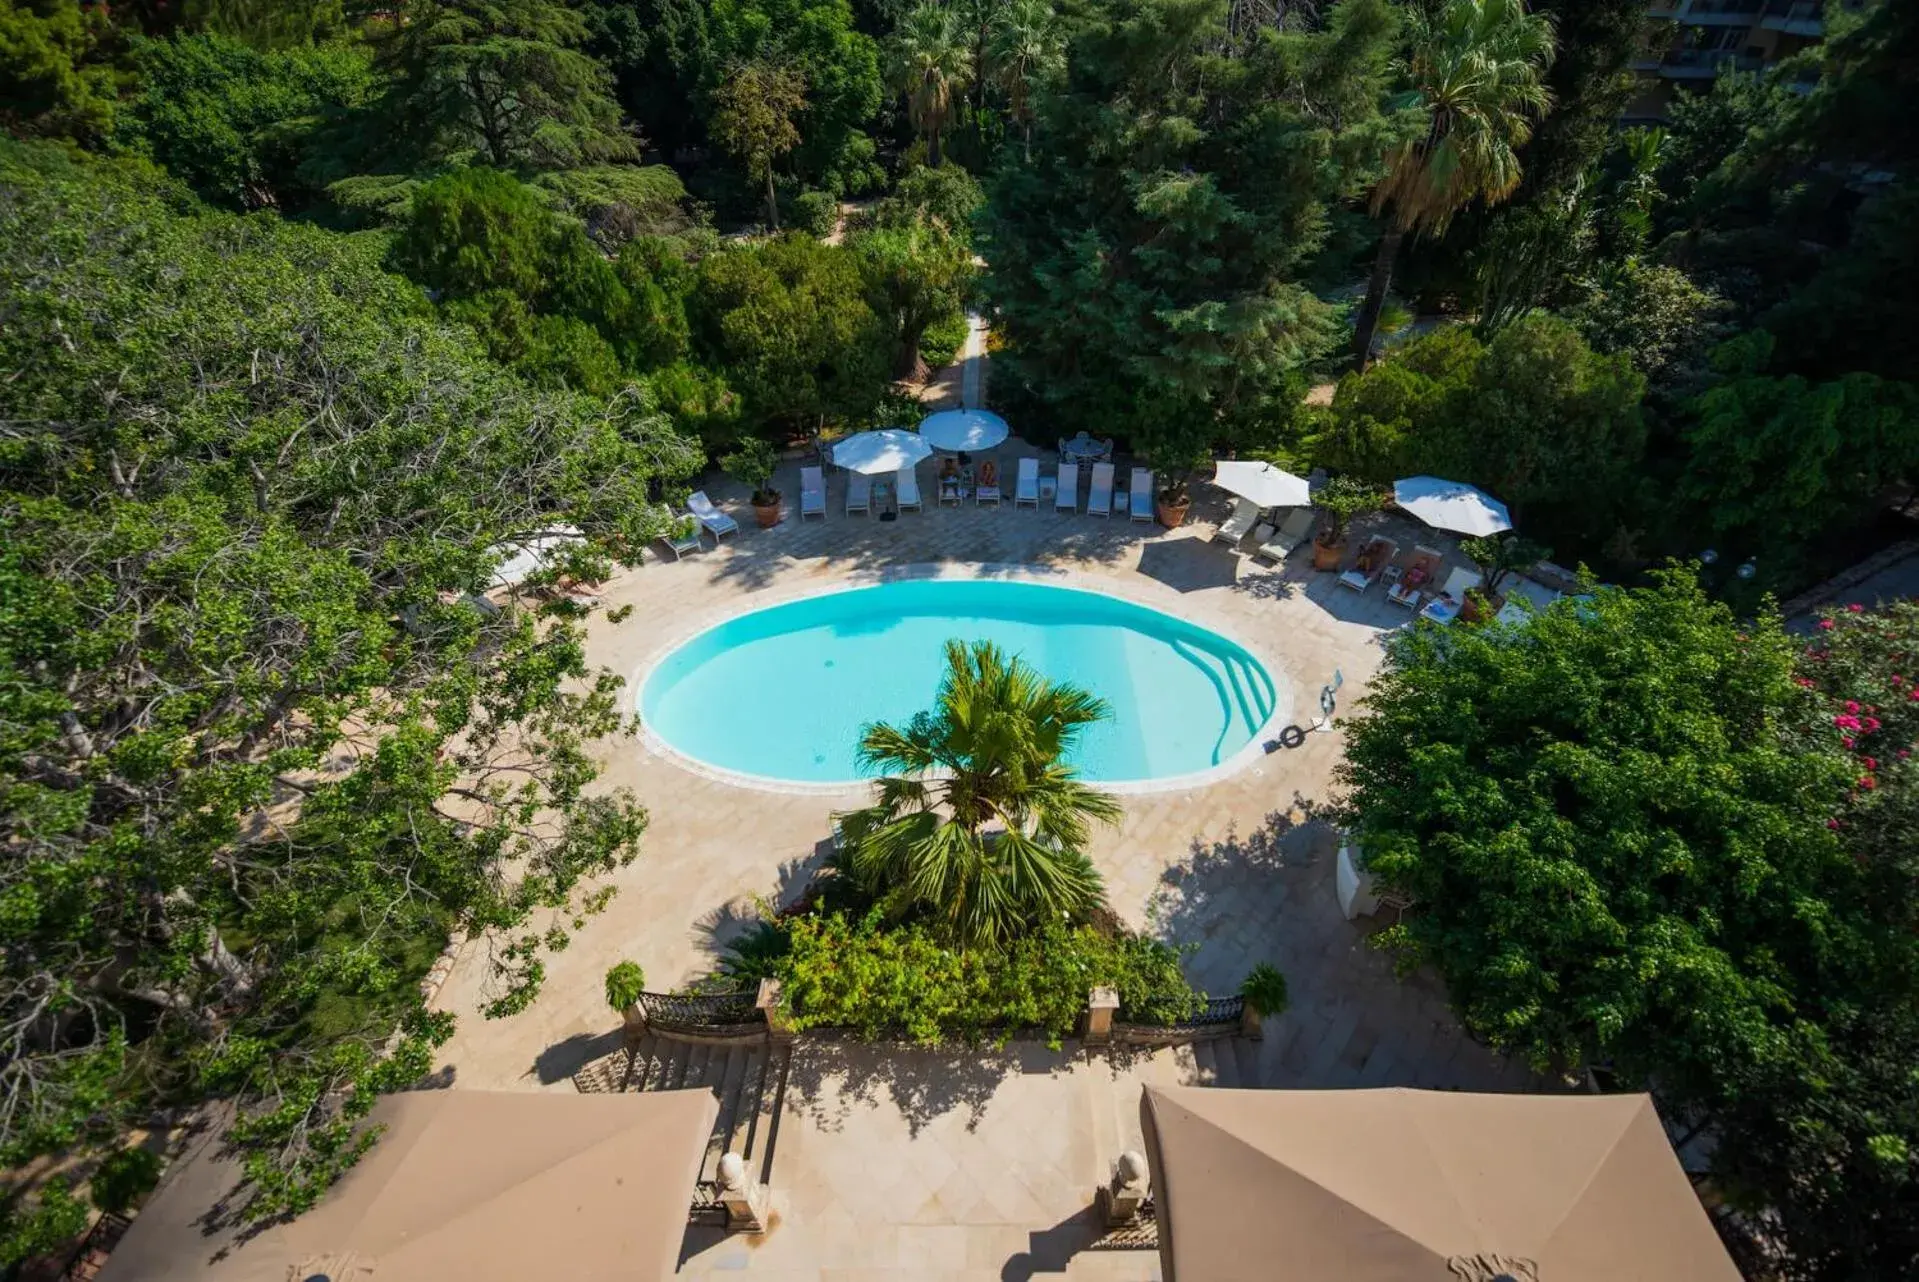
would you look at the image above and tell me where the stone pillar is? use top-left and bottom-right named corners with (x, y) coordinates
top-left (1096, 1150), bottom-right (1150, 1226)
top-left (621, 1001), bottom-right (648, 1046)
top-left (1085, 987), bottom-right (1120, 1045)
top-left (756, 978), bottom-right (795, 1045)
top-left (716, 1152), bottom-right (769, 1233)
top-left (1239, 1001), bottom-right (1264, 1041)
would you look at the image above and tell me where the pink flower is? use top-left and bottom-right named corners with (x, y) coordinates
top-left (1910, 689), bottom-right (1919, 701)
top-left (1846, 701), bottom-right (1861, 713)
top-left (1818, 619), bottom-right (1836, 630)
top-left (1864, 717), bottom-right (1882, 732)
top-left (1843, 737), bottom-right (1856, 749)
top-left (1862, 757), bottom-right (1879, 771)
top-left (1848, 603), bottom-right (1865, 613)
top-left (1859, 776), bottom-right (1878, 791)
top-left (1827, 818), bottom-right (1843, 830)
top-left (1833, 714), bottom-right (1862, 730)
top-left (1900, 750), bottom-right (1912, 760)
top-left (1794, 677), bottom-right (1817, 688)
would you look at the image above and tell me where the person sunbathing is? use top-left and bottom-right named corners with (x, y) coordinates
top-left (977, 461), bottom-right (998, 489)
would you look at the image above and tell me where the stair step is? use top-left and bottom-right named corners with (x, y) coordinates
top-left (714, 1044), bottom-right (751, 1155)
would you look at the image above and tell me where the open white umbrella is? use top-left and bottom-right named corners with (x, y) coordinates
top-left (1213, 460), bottom-right (1311, 509)
top-left (918, 408), bottom-right (1010, 453)
top-left (1393, 475), bottom-right (1512, 537)
top-left (832, 428), bottom-right (933, 475)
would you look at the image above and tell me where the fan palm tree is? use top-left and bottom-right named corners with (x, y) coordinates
top-left (888, 2), bottom-right (974, 167)
top-left (989, 0), bottom-right (1064, 156)
top-left (1350, 0), bottom-right (1555, 368)
top-left (834, 639), bottom-right (1122, 948)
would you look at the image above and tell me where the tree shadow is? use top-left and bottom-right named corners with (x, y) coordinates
top-left (1001, 1207), bottom-right (1107, 1280)
top-left (689, 847), bottom-right (834, 968)
top-left (782, 1036), bottom-right (1082, 1138)
top-left (1136, 537), bottom-right (1240, 593)
top-left (530, 1027), bottom-right (624, 1085)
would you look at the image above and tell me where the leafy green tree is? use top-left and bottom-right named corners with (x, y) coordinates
top-left (986, 0), bottom-right (1061, 155)
top-left (1677, 331), bottom-right (1919, 565)
top-left (708, 0), bottom-right (884, 195)
top-left (533, 163), bottom-right (693, 247)
top-left (185, 0), bottom-right (349, 47)
top-left (888, 1), bottom-right (972, 167)
top-left (0, 142), bottom-right (701, 1235)
top-left (374, 0), bottom-right (636, 172)
top-left (835, 640), bottom-right (1121, 948)
top-left (0, 0), bottom-right (116, 142)
top-left (1315, 325), bottom-right (1482, 482)
top-left (852, 216), bottom-right (975, 379)
top-left (1350, 0), bottom-right (1554, 367)
top-left (579, 0), bottom-right (712, 155)
top-left (981, 0), bottom-right (1405, 469)
top-left (709, 58), bottom-right (809, 230)
top-left (119, 32), bottom-right (376, 210)
top-left (690, 232), bottom-right (890, 433)
top-left (871, 160), bottom-right (983, 240)
top-left (1340, 570), bottom-right (1857, 1099)
top-left (1565, 256), bottom-right (1725, 389)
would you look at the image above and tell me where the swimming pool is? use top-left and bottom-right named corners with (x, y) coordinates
top-left (638, 578), bottom-right (1282, 787)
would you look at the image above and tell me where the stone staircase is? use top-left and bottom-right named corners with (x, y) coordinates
top-left (575, 1031), bottom-right (790, 1221)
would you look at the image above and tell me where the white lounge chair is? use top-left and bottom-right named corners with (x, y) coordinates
top-left (895, 467), bottom-right (922, 512)
top-left (976, 462), bottom-right (1001, 507)
top-left (1129, 468), bottom-right (1155, 522)
top-left (1252, 508), bottom-right (1315, 563)
top-left (938, 467), bottom-right (963, 506)
top-left (1086, 462), bottom-right (1115, 517)
top-left (1213, 498), bottom-right (1259, 547)
top-left (846, 472), bottom-right (871, 516)
top-left (1386, 545), bottom-right (1444, 609)
top-left (799, 466), bottom-right (827, 521)
top-left (1054, 463), bottom-right (1079, 513)
top-left (1419, 567), bottom-right (1484, 625)
top-left (1337, 537), bottom-right (1398, 592)
top-left (1013, 457), bottom-right (1040, 509)
top-left (687, 491), bottom-right (737, 541)
top-left (1493, 576), bottom-right (1561, 626)
top-left (660, 519), bottom-right (703, 560)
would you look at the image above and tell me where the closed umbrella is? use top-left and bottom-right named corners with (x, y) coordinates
top-left (1393, 475), bottom-right (1512, 537)
top-left (832, 428), bottom-right (933, 474)
top-left (1212, 460), bottom-right (1311, 509)
top-left (918, 408), bottom-right (1009, 453)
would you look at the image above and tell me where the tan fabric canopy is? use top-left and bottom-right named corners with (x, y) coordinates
top-left (98, 1087), bottom-right (719, 1282)
top-left (1140, 1085), bottom-right (1740, 1282)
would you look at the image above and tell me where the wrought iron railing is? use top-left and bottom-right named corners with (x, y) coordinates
top-left (1117, 994), bottom-right (1243, 1029)
top-left (639, 988), bottom-right (763, 1036)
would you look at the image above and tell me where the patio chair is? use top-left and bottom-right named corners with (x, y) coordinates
top-left (1086, 462), bottom-right (1115, 517)
top-left (976, 460), bottom-right (1001, 507)
top-left (1252, 508), bottom-right (1316, 563)
top-left (799, 466), bottom-right (827, 521)
top-left (896, 467), bottom-right (922, 512)
top-left (1212, 497), bottom-right (1259, 547)
top-left (1386, 544), bottom-right (1444, 609)
top-left (660, 519), bottom-right (703, 560)
top-left (1054, 463), bottom-right (1079, 513)
top-left (938, 463), bottom-right (963, 506)
top-left (1014, 457), bottom-right (1040, 509)
top-left (1419, 566), bottom-right (1485, 625)
top-left (1337, 537), bottom-right (1399, 593)
top-left (845, 472), bottom-right (872, 516)
top-left (686, 491), bottom-right (737, 541)
top-left (1129, 468), bottom-right (1155, 522)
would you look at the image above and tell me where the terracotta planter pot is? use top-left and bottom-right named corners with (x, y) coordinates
top-left (1155, 497), bottom-right (1190, 528)
top-left (1312, 538), bottom-right (1346, 571)
top-left (751, 495), bottom-right (782, 528)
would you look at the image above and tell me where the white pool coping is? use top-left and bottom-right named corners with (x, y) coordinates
top-left (625, 561), bottom-right (1298, 797)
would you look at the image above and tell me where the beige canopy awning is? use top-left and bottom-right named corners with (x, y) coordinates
top-left (1140, 1085), bottom-right (1740, 1282)
top-left (97, 1087), bottom-right (719, 1282)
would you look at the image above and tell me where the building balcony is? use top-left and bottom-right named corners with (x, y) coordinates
top-left (1654, 47), bottom-right (1767, 78)
top-left (1760, 0), bottom-right (1823, 36)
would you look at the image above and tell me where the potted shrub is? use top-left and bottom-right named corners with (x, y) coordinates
top-left (605, 960), bottom-right (647, 1038)
top-left (1148, 446), bottom-right (1208, 528)
top-left (722, 438), bottom-right (783, 528)
top-left (1311, 476), bottom-right (1385, 571)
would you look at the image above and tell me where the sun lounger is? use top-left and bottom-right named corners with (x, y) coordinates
top-left (1086, 462), bottom-right (1115, 517)
top-left (1337, 537), bottom-right (1399, 592)
top-left (661, 520), bottom-right (703, 560)
top-left (1386, 544), bottom-right (1444, 609)
top-left (1493, 576), bottom-right (1561, 626)
top-left (1212, 497), bottom-right (1259, 547)
top-left (799, 466), bottom-right (827, 521)
top-left (896, 467), bottom-right (922, 512)
top-left (687, 491), bottom-right (737, 541)
top-left (938, 467), bottom-right (963, 506)
top-left (1013, 457), bottom-right (1040, 509)
top-left (1419, 567), bottom-right (1484, 625)
top-left (1252, 508), bottom-right (1316, 563)
top-left (1055, 463), bottom-right (1078, 513)
top-left (845, 472), bottom-right (871, 516)
top-left (1129, 468), bottom-right (1155, 522)
top-left (976, 461), bottom-right (1001, 507)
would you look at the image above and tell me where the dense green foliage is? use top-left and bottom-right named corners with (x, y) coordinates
top-left (0, 140), bottom-right (699, 1235)
top-left (774, 911), bottom-right (1191, 1045)
top-left (835, 640), bottom-right (1120, 947)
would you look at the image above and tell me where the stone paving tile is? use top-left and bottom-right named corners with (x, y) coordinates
top-left (420, 447), bottom-right (1540, 1275)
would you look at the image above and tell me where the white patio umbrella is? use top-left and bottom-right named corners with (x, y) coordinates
top-left (918, 408), bottom-right (1010, 453)
top-left (831, 428), bottom-right (933, 474)
top-left (1392, 475), bottom-right (1512, 537)
top-left (1212, 460), bottom-right (1311, 509)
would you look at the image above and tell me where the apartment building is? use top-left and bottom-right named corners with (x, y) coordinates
top-left (1623, 0), bottom-right (1851, 121)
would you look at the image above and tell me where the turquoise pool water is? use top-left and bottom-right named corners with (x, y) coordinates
top-left (639, 579), bottom-right (1280, 785)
